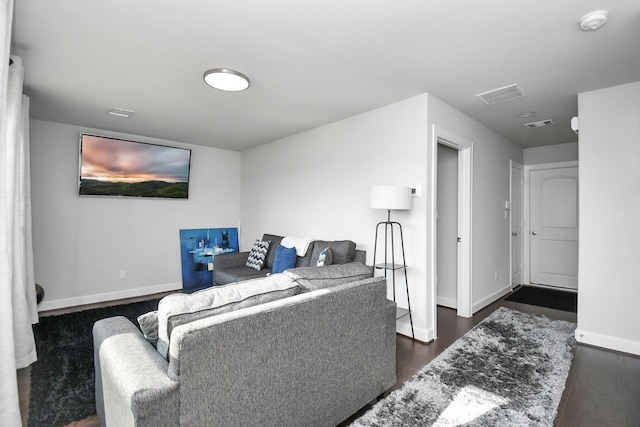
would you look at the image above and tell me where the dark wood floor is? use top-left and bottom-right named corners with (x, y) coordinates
top-left (20, 291), bottom-right (640, 427)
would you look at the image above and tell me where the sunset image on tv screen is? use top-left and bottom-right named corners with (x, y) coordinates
top-left (79, 134), bottom-right (191, 198)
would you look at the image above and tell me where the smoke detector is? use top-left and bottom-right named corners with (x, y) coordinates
top-left (571, 117), bottom-right (579, 134)
top-left (579, 10), bottom-right (608, 31)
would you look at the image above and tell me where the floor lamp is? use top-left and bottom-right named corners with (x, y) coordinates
top-left (370, 185), bottom-right (414, 339)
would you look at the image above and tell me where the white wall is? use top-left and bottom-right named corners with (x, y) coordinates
top-left (242, 94), bottom-right (430, 340)
top-left (241, 92), bottom-right (523, 341)
top-left (427, 96), bottom-right (523, 313)
top-left (576, 81), bottom-right (640, 356)
top-left (32, 90), bottom-right (524, 332)
top-left (30, 120), bottom-right (242, 310)
top-left (523, 142), bottom-right (578, 165)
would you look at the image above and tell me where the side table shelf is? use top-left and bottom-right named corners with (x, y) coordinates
top-left (396, 307), bottom-right (411, 320)
top-left (374, 263), bottom-right (405, 271)
top-left (372, 221), bottom-right (415, 339)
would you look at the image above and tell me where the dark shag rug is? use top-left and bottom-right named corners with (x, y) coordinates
top-left (505, 286), bottom-right (577, 313)
top-left (28, 298), bottom-right (160, 427)
top-left (351, 307), bottom-right (576, 427)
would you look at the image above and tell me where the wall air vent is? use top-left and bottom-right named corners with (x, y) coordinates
top-left (476, 84), bottom-right (526, 105)
top-left (524, 119), bottom-right (555, 129)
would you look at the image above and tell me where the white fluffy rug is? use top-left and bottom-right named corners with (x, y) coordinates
top-left (351, 307), bottom-right (576, 426)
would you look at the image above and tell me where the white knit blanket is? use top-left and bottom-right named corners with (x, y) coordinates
top-left (280, 236), bottom-right (313, 257)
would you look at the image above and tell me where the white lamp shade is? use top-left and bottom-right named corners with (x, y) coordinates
top-left (369, 186), bottom-right (412, 210)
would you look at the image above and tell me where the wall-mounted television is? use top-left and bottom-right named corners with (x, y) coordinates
top-left (78, 133), bottom-right (192, 199)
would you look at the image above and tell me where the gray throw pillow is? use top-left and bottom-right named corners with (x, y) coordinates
top-left (309, 240), bottom-right (356, 265)
top-left (137, 310), bottom-right (159, 344)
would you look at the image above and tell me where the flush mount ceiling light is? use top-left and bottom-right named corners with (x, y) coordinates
top-left (578, 10), bottom-right (608, 31)
top-left (203, 68), bottom-right (250, 92)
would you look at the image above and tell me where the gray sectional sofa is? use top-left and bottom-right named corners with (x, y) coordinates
top-left (93, 262), bottom-right (396, 427)
top-left (213, 233), bottom-right (366, 285)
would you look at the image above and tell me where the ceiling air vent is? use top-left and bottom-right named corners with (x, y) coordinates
top-left (476, 84), bottom-right (526, 105)
top-left (108, 107), bottom-right (135, 118)
top-left (524, 119), bottom-right (555, 129)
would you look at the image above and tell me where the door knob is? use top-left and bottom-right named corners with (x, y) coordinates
top-left (531, 231), bottom-right (537, 235)
top-left (512, 232), bottom-right (518, 237)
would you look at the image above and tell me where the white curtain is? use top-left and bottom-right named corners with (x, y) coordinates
top-left (1, 0), bottom-right (39, 425)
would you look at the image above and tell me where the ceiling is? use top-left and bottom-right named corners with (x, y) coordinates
top-left (11, 1), bottom-right (640, 151)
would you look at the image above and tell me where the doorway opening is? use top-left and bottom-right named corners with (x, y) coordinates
top-left (429, 125), bottom-right (473, 341)
top-left (436, 144), bottom-right (458, 309)
top-left (510, 160), bottom-right (524, 290)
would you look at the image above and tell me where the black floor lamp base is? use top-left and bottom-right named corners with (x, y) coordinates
top-left (372, 211), bottom-right (414, 339)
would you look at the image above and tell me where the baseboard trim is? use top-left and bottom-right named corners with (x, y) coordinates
top-left (472, 285), bottom-right (512, 314)
top-left (526, 283), bottom-right (578, 293)
top-left (436, 296), bottom-right (457, 309)
top-left (37, 282), bottom-right (182, 312)
top-left (575, 329), bottom-right (640, 357)
top-left (396, 317), bottom-right (432, 343)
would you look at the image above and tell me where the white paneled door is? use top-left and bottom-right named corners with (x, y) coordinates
top-left (530, 166), bottom-right (579, 289)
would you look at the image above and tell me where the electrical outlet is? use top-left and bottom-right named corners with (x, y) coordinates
top-left (120, 270), bottom-right (127, 279)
